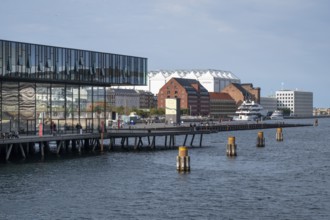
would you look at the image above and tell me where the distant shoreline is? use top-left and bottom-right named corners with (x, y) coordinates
top-left (284, 115), bottom-right (330, 119)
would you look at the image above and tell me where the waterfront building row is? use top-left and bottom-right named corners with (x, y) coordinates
top-left (155, 77), bottom-right (313, 117)
top-left (313, 108), bottom-right (330, 116)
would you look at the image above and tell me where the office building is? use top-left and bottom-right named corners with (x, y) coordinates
top-left (276, 90), bottom-right (313, 117)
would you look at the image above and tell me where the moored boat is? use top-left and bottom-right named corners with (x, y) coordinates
top-left (233, 100), bottom-right (267, 121)
top-left (270, 110), bottom-right (284, 120)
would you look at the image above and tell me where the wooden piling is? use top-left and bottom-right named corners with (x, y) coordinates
top-left (226, 136), bottom-right (237, 157)
top-left (257, 131), bottom-right (265, 147)
top-left (176, 146), bottom-right (190, 172)
top-left (276, 128), bottom-right (283, 141)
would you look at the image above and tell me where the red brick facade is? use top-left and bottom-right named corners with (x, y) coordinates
top-left (209, 92), bottom-right (236, 118)
top-left (158, 78), bottom-right (210, 116)
top-left (221, 83), bottom-right (261, 106)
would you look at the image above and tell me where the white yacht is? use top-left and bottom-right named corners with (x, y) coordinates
top-left (233, 100), bottom-right (267, 121)
top-left (270, 110), bottom-right (284, 120)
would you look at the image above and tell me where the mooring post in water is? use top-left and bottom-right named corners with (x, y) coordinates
top-left (276, 128), bottom-right (283, 141)
top-left (314, 119), bottom-right (318, 127)
top-left (226, 136), bottom-right (237, 157)
top-left (257, 131), bottom-right (265, 147)
top-left (176, 146), bottom-right (190, 172)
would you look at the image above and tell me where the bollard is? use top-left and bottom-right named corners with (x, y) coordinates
top-left (38, 123), bottom-right (43, 137)
top-left (176, 146), bottom-right (190, 172)
top-left (256, 131), bottom-right (265, 147)
top-left (226, 136), bottom-right (237, 157)
top-left (276, 127), bottom-right (283, 141)
top-left (314, 119), bottom-right (318, 126)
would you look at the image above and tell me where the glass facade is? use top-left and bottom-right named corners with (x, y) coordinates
top-left (0, 39), bottom-right (147, 134)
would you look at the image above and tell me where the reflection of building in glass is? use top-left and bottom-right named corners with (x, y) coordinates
top-left (107, 89), bottom-right (140, 110)
top-left (0, 39), bottom-right (147, 133)
top-left (106, 88), bottom-right (155, 111)
top-left (118, 69), bottom-right (241, 95)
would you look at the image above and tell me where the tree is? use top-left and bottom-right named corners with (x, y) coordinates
top-left (279, 108), bottom-right (291, 116)
top-left (150, 108), bottom-right (158, 116)
top-left (116, 106), bottom-right (125, 115)
top-left (158, 108), bottom-right (165, 115)
top-left (181, 108), bottom-right (189, 115)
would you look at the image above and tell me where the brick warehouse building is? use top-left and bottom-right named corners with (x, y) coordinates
top-left (209, 92), bottom-right (236, 118)
top-left (221, 83), bottom-right (261, 106)
top-left (157, 78), bottom-right (209, 116)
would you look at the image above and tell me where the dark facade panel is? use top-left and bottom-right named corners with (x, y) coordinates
top-left (0, 39), bottom-right (147, 86)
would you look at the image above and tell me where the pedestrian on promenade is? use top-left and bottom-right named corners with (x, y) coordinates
top-left (76, 123), bottom-right (82, 134)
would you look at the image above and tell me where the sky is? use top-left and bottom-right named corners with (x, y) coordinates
top-left (1, 0), bottom-right (329, 107)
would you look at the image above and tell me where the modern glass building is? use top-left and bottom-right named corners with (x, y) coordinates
top-left (0, 39), bottom-right (147, 134)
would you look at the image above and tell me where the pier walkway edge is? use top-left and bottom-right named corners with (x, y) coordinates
top-left (0, 122), bottom-right (312, 161)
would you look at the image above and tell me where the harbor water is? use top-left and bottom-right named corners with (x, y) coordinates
top-left (1, 118), bottom-right (330, 219)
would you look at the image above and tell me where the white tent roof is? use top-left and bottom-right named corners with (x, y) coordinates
top-left (148, 69), bottom-right (240, 80)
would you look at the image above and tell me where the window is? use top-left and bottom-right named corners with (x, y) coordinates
top-left (45, 59), bottom-right (51, 68)
top-left (38, 62), bottom-right (43, 71)
top-left (6, 58), bottom-right (11, 71)
top-left (17, 56), bottom-right (23, 65)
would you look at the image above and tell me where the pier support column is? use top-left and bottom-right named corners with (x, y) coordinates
top-left (226, 136), bottom-right (237, 157)
top-left (150, 136), bottom-right (156, 149)
top-left (176, 146), bottom-right (190, 172)
top-left (257, 131), bottom-right (265, 147)
top-left (19, 144), bottom-right (26, 159)
top-left (40, 142), bottom-right (44, 159)
top-left (199, 134), bottom-right (203, 147)
top-left (72, 140), bottom-right (77, 152)
top-left (183, 134), bottom-right (188, 146)
top-left (6, 144), bottom-right (13, 161)
top-left (109, 138), bottom-right (115, 150)
top-left (190, 134), bottom-right (195, 147)
top-left (100, 132), bottom-right (104, 152)
top-left (164, 135), bottom-right (168, 148)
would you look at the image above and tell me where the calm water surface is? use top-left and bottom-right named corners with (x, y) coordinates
top-left (1, 118), bottom-right (330, 219)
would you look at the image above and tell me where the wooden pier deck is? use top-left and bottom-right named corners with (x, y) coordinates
top-left (0, 122), bottom-right (312, 161)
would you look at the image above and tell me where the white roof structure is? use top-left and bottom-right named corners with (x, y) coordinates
top-left (117, 69), bottom-right (241, 95)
